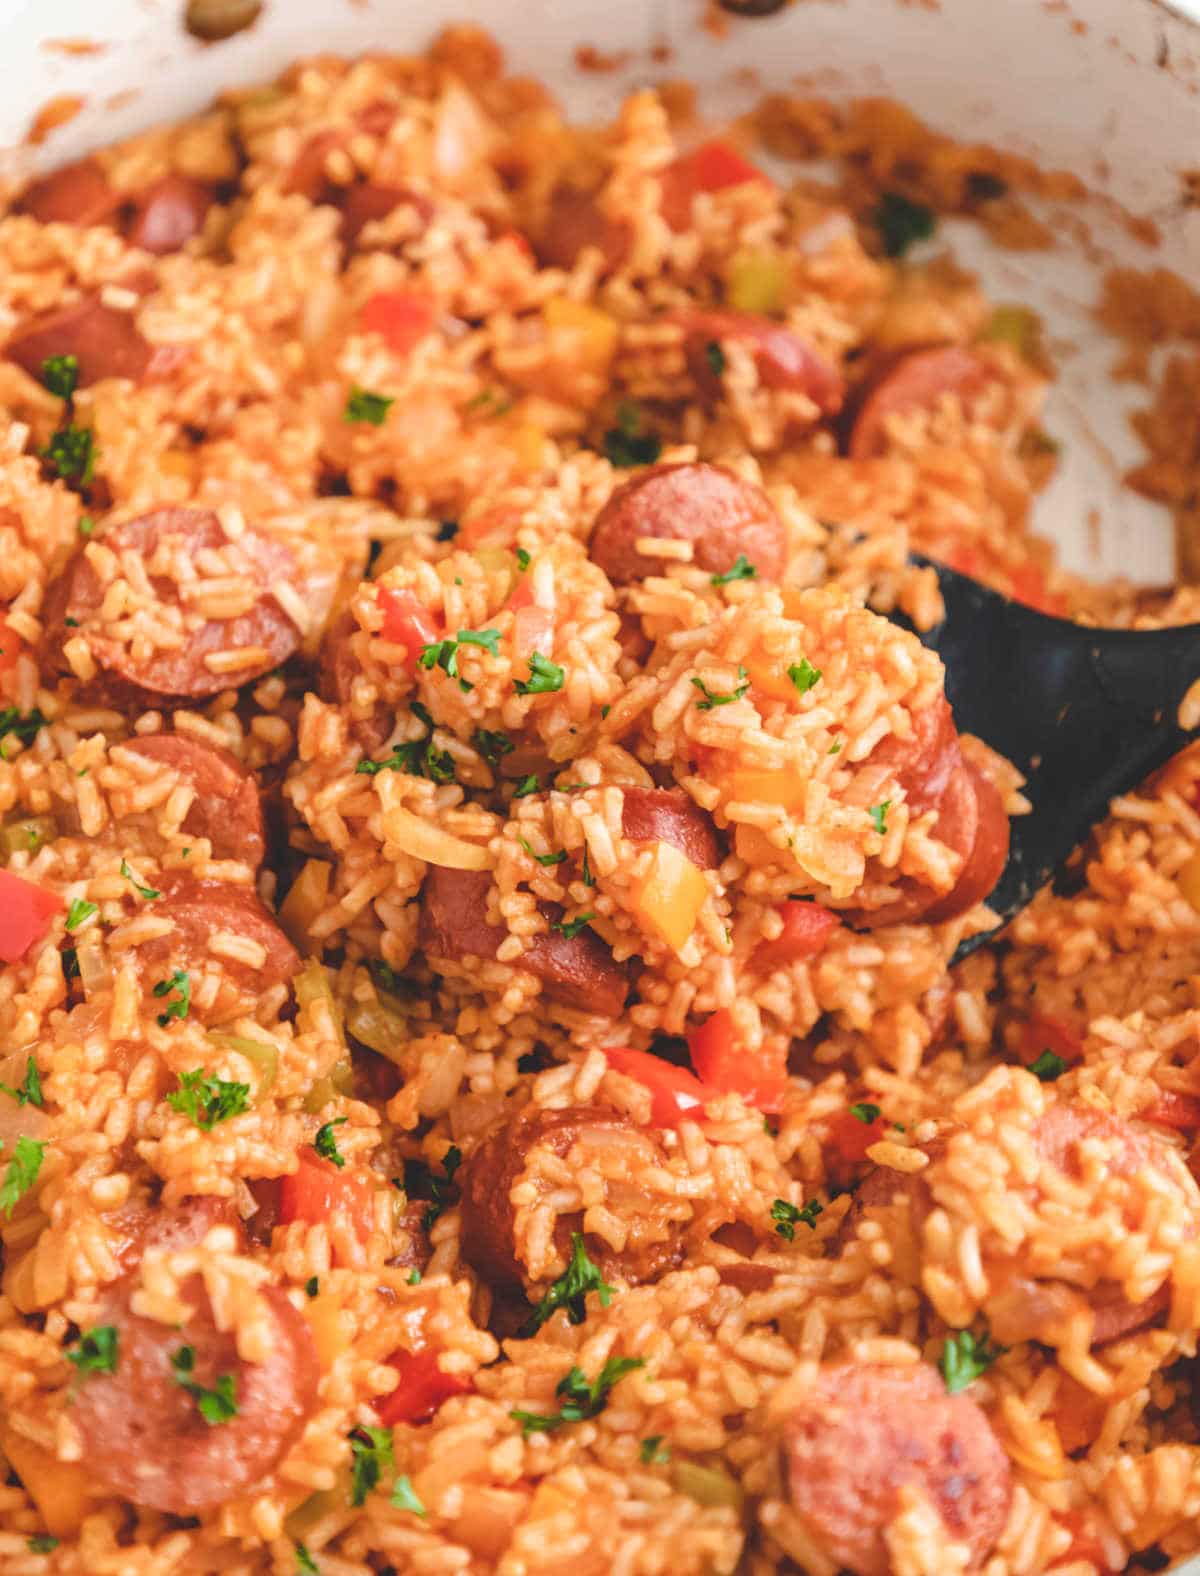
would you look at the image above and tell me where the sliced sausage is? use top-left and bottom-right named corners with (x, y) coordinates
top-left (122, 734), bottom-right (265, 867)
top-left (41, 508), bottom-right (306, 706)
top-left (535, 185), bottom-right (633, 273)
top-left (866, 696), bottom-right (961, 816)
top-left (6, 296), bottom-right (169, 389)
top-left (782, 1361), bottom-right (1012, 1576)
top-left (846, 346), bottom-right (995, 460)
top-left (459, 1104), bottom-right (686, 1300)
top-left (71, 1275), bottom-right (318, 1514)
top-left (317, 607), bottom-right (391, 755)
top-left (16, 158), bottom-right (121, 227)
top-left (110, 1194), bottom-right (243, 1271)
top-left (340, 183), bottom-right (432, 248)
top-left (137, 872), bottom-right (299, 1003)
top-left (419, 867), bottom-right (503, 964)
top-left (922, 760), bottom-right (1008, 923)
top-left (590, 462), bottom-right (786, 586)
top-left (126, 175), bottom-right (214, 255)
top-left (621, 786), bottom-right (720, 870)
top-left (678, 308), bottom-right (844, 414)
top-left (829, 1154), bottom-right (938, 1257)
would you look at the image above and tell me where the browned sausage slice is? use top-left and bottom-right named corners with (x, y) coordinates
top-left (459, 1105), bottom-right (686, 1301)
top-left (317, 607), bottom-right (391, 755)
top-left (621, 786), bottom-right (720, 870)
top-left (6, 297), bottom-right (171, 389)
top-left (847, 346), bottom-right (995, 460)
top-left (678, 308), bottom-right (844, 414)
top-left (16, 158), bottom-right (121, 227)
top-left (419, 867), bottom-right (503, 963)
top-left (590, 462), bottom-right (786, 586)
top-left (123, 734), bottom-right (266, 867)
top-left (782, 1361), bottom-right (1012, 1576)
top-left (921, 760), bottom-right (1008, 923)
top-left (41, 508), bottom-right (306, 705)
top-left (126, 175), bottom-right (214, 255)
top-left (71, 1276), bottom-right (318, 1514)
top-left (867, 696), bottom-right (960, 816)
top-left (847, 758), bottom-right (980, 930)
top-left (535, 185), bottom-right (633, 273)
top-left (110, 1194), bottom-right (243, 1271)
top-left (137, 872), bottom-right (299, 1003)
top-left (340, 183), bottom-right (432, 247)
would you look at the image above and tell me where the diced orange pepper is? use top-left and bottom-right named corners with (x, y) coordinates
top-left (500, 421), bottom-right (545, 474)
top-left (630, 839), bottom-right (709, 954)
top-left (542, 297), bottom-right (618, 378)
top-left (726, 769), bottom-right (806, 812)
top-left (744, 656), bottom-right (799, 702)
top-left (0, 1424), bottom-right (92, 1537)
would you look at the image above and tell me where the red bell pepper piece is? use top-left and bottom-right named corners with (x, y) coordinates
top-left (0, 615), bottom-right (22, 674)
top-left (603, 1046), bottom-right (708, 1126)
top-left (752, 901), bottom-right (839, 971)
top-left (0, 870), bottom-right (63, 964)
top-left (1020, 1011), bottom-right (1084, 1069)
top-left (377, 587), bottom-right (439, 671)
top-left (1139, 1089), bottom-right (1200, 1132)
top-left (687, 1009), bottom-right (788, 1113)
top-left (827, 1107), bottom-right (888, 1168)
top-left (660, 139), bottom-right (771, 230)
top-left (375, 1347), bottom-right (474, 1426)
top-left (279, 1149), bottom-right (376, 1245)
top-left (361, 291), bottom-right (437, 355)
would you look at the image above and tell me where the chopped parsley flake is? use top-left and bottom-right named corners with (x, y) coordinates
top-left (473, 728), bottom-right (514, 764)
top-left (771, 1197), bottom-right (822, 1239)
top-left (514, 651), bottom-right (564, 696)
top-left (552, 912), bottom-right (594, 941)
top-left (350, 1425), bottom-right (394, 1506)
top-left (390, 1474), bottom-right (427, 1516)
top-left (691, 666), bottom-right (750, 711)
top-left (305, 1276), bottom-right (319, 1298)
top-left (518, 836), bottom-right (566, 867)
top-left (28, 1536), bottom-right (59, 1554)
top-left (1029, 1050), bottom-right (1067, 1082)
top-left (67, 1324), bottom-right (118, 1377)
top-left (407, 1268), bottom-right (422, 1284)
top-left (153, 969), bottom-right (191, 1026)
top-left (170, 1345), bottom-right (239, 1424)
top-left (510, 1356), bottom-right (645, 1436)
top-left (64, 898), bottom-right (97, 933)
top-left (872, 191), bottom-right (936, 257)
top-left (0, 1136), bottom-right (44, 1217)
top-left (849, 1102), bottom-right (882, 1124)
top-left (640, 1435), bottom-right (670, 1464)
top-left (868, 801), bottom-right (891, 837)
top-left (512, 773), bottom-right (540, 798)
top-left (939, 1328), bottom-right (1005, 1394)
top-left (828, 739), bottom-right (842, 755)
top-left (711, 554), bottom-right (757, 586)
top-left (788, 658), bottom-right (822, 695)
top-left (40, 354), bottom-right (79, 401)
top-left (78, 514), bottom-right (95, 536)
top-left (356, 733), bottom-right (455, 783)
top-left (42, 424), bottom-right (96, 484)
top-left (167, 1067), bottom-right (250, 1130)
top-left (120, 859), bottom-right (161, 900)
top-left (0, 1055), bottom-right (42, 1109)
top-left (418, 628), bottom-right (501, 691)
top-left (296, 1546), bottom-right (319, 1575)
top-left (343, 386), bottom-right (394, 425)
top-left (516, 548), bottom-right (531, 572)
top-left (314, 1117), bottom-right (348, 1168)
top-left (603, 401), bottom-right (662, 469)
top-left (704, 340), bottom-right (726, 377)
top-left (581, 844), bottom-right (595, 888)
top-left (520, 1232), bottom-right (615, 1337)
top-left (0, 707), bottom-right (46, 745)
top-left (419, 1145), bottom-right (462, 1232)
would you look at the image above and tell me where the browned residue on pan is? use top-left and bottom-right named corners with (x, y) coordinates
top-left (27, 95), bottom-right (87, 145)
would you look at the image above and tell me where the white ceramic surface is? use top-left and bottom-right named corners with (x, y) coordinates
top-left (5, 4), bottom-right (1200, 1568)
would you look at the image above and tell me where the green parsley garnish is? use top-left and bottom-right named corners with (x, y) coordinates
top-left (120, 859), bottom-right (161, 900)
top-left (1029, 1050), bottom-right (1067, 1082)
top-left (519, 1232), bottom-right (614, 1337)
top-left (771, 1197), bottom-right (823, 1239)
top-left (314, 1117), bottom-right (348, 1168)
top-left (170, 1345), bottom-right (239, 1424)
top-left (512, 773), bottom-right (540, 798)
top-left (407, 1268), bottom-right (422, 1285)
top-left (305, 1276), bottom-right (319, 1297)
top-left (510, 1356), bottom-right (645, 1436)
top-left (418, 628), bottom-right (501, 692)
top-left (514, 651), bottom-right (564, 696)
top-left (516, 548), bottom-right (531, 572)
top-left (167, 1067), bottom-right (250, 1130)
top-left (28, 1536), bottom-right (59, 1554)
top-left (691, 666), bottom-right (750, 711)
top-left (788, 658), bottom-right (822, 695)
top-left (0, 1136), bottom-right (44, 1217)
top-left (868, 801), bottom-right (891, 837)
top-left (42, 424), bottom-right (96, 484)
top-left (0, 708), bottom-right (46, 746)
top-left (473, 728), bottom-right (513, 765)
top-left (420, 1145), bottom-right (462, 1232)
top-left (711, 554), bottom-right (757, 586)
top-left (518, 836), bottom-right (566, 867)
top-left (704, 340), bottom-right (726, 377)
top-left (40, 354), bottom-right (79, 401)
top-left (828, 738), bottom-right (842, 755)
top-left (872, 191), bottom-right (936, 257)
top-left (390, 1474), bottom-right (427, 1516)
top-left (939, 1328), bottom-right (1005, 1394)
top-left (640, 1434), bottom-right (670, 1464)
top-left (603, 400), bottom-right (662, 469)
top-left (0, 1055), bottom-right (42, 1109)
top-left (67, 1324), bottom-right (118, 1377)
top-left (356, 736), bottom-right (455, 783)
top-left (78, 514), bottom-right (95, 537)
top-left (153, 970), bottom-right (191, 1026)
top-left (552, 912), bottom-right (594, 941)
top-left (343, 387), bottom-right (394, 426)
top-left (849, 1102), bottom-right (882, 1124)
top-left (581, 844), bottom-right (595, 888)
top-left (296, 1546), bottom-right (319, 1575)
top-left (65, 897), bottom-right (98, 933)
top-left (350, 1425), bottom-right (394, 1506)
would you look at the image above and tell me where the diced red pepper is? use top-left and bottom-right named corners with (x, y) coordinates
top-left (604, 1046), bottom-right (708, 1126)
top-left (752, 901), bottom-right (839, 971)
top-left (687, 1009), bottom-right (788, 1113)
top-left (377, 587), bottom-right (439, 671)
top-left (0, 870), bottom-right (63, 964)
top-left (375, 1346), bottom-right (474, 1426)
top-left (660, 139), bottom-right (771, 230)
top-left (0, 615), bottom-right (22, 674)
top-left (1019, 1011), bottom-right (1084, 1069)
top-left (1009, 563), bottom-right (1066, 618)
top-left (361, 291), bottom-right (437, 355)
top-left (511, 605), bottom-right (554, 670)
top-left (1139, 1089), bottom-right (1200, 1132)
top-left (827, 1107), bottom-right (888, 1169)
top-left (279, 1149), bottom-right (376, 1247)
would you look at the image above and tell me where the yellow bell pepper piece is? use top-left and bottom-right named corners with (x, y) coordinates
top-left (744, 656), bottom-right (799, 702)
top-left (543, 297), bottom-right (618, 378)
top-left (1180, 850), bottom-right (1200, 913)
top-left (726, 769), bottom-right (806, 812)
top-left (0, 1423), bottom-right (92, 1537)
top-left (631, 840), bottom-right (709, 954)
top-left (727, 250), bottom-right (787, 315)
top-left (303, 1291), bottom-right (354, 1369)
top-left (279, 858), bottom-right (331, 953)
top-left (501, 421), bottom-right (546, 474)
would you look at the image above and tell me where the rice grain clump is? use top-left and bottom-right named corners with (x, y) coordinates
top-left (0, 25), bottom-right (1197, 1576)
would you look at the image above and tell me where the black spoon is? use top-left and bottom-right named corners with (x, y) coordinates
top-left (899, 556), bottom-right (1200, 961)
